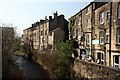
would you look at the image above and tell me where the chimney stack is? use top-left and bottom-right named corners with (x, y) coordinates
top-left (40, 19), bottom-right (45, 23)
top-left (45, 16), bottom-right (47, 21)
top-left (54, 11), bottom-right (58, 18)
top-left (49, 16), bottom-right (52, 20)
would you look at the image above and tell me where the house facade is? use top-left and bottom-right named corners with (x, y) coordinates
top-left (69, 2), bottom-right (100, 59)
top-left (22, 12), bottom-right (68, 51)
top-left (48, 27), bottom-right (65, 50)
top-left (69, 2), bottom-right (120, 68)
top-left (93, 2), bottom-right (120, 67)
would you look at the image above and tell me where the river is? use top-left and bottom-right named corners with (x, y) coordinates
top-left (15, 56), bottom-right (49, 79)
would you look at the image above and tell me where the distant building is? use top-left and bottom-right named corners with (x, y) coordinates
top-left (48, 27), bottom-right (65, 50)
top-left (22, 11), bottom-right (68, 51)
top-left (1, 27), bottom-right (14, 78)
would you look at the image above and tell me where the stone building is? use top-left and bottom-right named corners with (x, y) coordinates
top-left (69, 2), bottom-right (120, 68)
top-left (69, 2), bottom-right (106, 60)
top-left (1, 27), bottom-right (14, 78)
top-left (23, 22), bottom-right (39, 49)
top-left (22, 12), bottom-right (68, 51)
top-left (48, 27), bottom-right (65, 50)
top-left (93, 2), bottom-right (120, 67)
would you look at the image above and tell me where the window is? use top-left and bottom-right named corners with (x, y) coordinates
top-left (78, 16), bottom-right (81, 25)
top-left (114, 55), bottom-right (120, 68)
top-left (33, 39), bottom-right (36, 42)
top-left (86, 19), bottom-right (90, 28)
top-left (45, 30), bottom-right (47, 35)
top-left (41, 45), bottom-right (43, 50)
top-left (86, 34), bottom-right (89, 45)
top-left (70, 28), bottom-right (72, 32)
top-left (100, 11), bottom-right (104, 24)
top-left (99, 31), bottom-right (104, 44)
top-left (86, 7), bottom-right (90, 15)
top-left (41, 30), bottom-right (43, 35)
top-left (38, 32), bottom-right (40, 36)
top-left (118, 4), bottom-right (120, 19)
top-left (115, 56), bottom-right (119, 64)
top-left (117, 28), bottom-right (120, 44)
top-left (106, 35), bottom-right (109, 43)
top-left (97, 52), bottom-right (104, 64)
top-left (76, 28), bottom-right (78, 38)
top-left (107, 12), bottom-right (110, 21)
top-left (71, 20), bottom-right (75, 26)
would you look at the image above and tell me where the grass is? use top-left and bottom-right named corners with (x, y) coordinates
top-left (15, 51), bottom-right (27, 58)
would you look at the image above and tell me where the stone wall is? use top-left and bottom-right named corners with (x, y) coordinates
top-left (33, 50), bottom-right (59, 78)
top-left (71, 59), bottom-right (120, 79)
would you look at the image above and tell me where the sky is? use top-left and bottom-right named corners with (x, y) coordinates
top-left (0, 0), bottom-right (91, 36)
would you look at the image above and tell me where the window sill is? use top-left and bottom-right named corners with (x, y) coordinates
top-left (99, 43), bottom-right (104, 45)
top-left (116, 44), bottom-right (120, 46)
top-left (86, 12), bottom-right (90, 15)
top-left (100, 22), bottom-right (104, 25)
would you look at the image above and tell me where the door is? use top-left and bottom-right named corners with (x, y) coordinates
top-left (97, 52), bottom-right (104, 64)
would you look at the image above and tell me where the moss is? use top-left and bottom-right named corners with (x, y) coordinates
top-left (15, 51), bottom-right (27, 58)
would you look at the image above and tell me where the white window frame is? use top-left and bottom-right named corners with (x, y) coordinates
top-left (117, 28), bottom-right (120, 44)
top-left (107, 11), bottom-right (110, 22)
top-left (86, 7), bottom-right (90, 15)
top-left (113, 55), bottom-right (120, 68)
top-left (86, 19), bottom-right (90, 28)
top-left (118, 4), bottom-right (120, 19)
top-left (99, 30), bottom-right (104, 44)
top-left (100, 11), bottom-right (104, 24)
top-left (97, 51), bottom-right (104, 63)
top-left (78, 16), bottom-right (81, 26)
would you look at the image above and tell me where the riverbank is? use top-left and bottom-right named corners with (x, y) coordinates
top-left (2, 52), bottom-right (50, 79)
top-left (15, 55), bottom-right (50, 79)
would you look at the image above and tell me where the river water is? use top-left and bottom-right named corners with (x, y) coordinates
top-left (15, 56), bottom-right (49, 79)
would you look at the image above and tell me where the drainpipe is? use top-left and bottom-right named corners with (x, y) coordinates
top-left (43, 24), bottom-right (44, 50)
top-left (39, 24), bottom-right (40, 50)
top-left (91, 3), bottom-right (95, 58)
top-left (109, 2), bottom-right (112, 66)
top-left (91, 3), bottom-right (93, 57)
top-left (104, 29), bottom-right (106, 65)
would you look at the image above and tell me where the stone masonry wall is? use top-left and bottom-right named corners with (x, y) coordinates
top-left (72, 59), bottom-right (120, 79)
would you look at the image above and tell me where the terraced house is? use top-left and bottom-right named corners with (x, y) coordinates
top-left (22, 12), bottom-right (68, 51)
top-left (69, 2), bottom-right (120, 68)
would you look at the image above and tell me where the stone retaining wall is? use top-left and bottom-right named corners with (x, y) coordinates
top-left (71, 59), bottom-right (120, 79)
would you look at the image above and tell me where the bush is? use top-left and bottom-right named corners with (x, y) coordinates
top-left (53, 40), bottom-right (72, 78)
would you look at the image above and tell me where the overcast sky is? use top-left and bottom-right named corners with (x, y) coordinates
top-left (0, 0), bottom-right (91, 36)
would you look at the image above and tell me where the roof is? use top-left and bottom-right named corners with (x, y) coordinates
top-left (68, 2), bottom-right (93, 20)
top-left (68, 2), bottom-right (107, 20)
top-left (23, 14), bottom-right (67, 31)
top-left (50, 27), bottom-right (63, 32)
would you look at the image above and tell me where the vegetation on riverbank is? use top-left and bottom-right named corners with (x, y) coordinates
top-left (32, 40), bottom-right (72, 78)
top-left (15, 51), bottom-right (27, 58)
top-left (2, 28), bottom-right (23, 78)
top-left (53, 40), bottom-right (72, 78)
